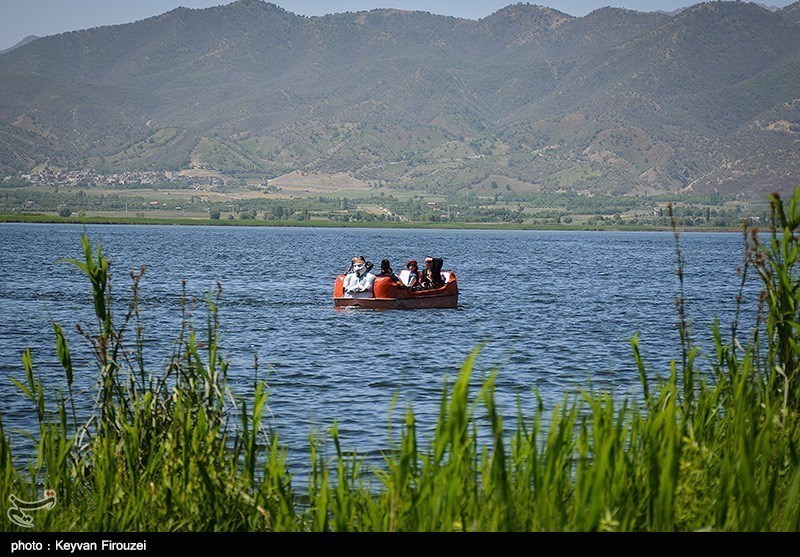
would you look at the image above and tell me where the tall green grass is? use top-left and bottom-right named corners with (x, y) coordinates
top-left (3, 189), bottom-right (800, 531)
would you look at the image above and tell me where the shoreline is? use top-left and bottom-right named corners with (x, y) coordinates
top-left (0, 212), bottom-right (745, 233)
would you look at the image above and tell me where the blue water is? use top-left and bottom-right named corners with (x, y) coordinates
top-left (0, 223), bottom-right (758, 467)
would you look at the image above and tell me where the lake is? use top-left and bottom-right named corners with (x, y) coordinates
top-left (0, 223), bottom-right (759, 468)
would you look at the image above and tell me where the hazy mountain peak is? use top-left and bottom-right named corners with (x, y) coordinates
top-left (160, 0), bottom-right (293, 20)
top-left (0, 36), bottom-right (39, 56)
top-left (782, 1), bottom-right (800, 21)
top-left (672, 0), bottom-right (790, 31)
top-left (586, 6), bottom-right (648, 17)
top-left (686, 0), bottom-right (775, 15)
top-left (755, 3), bottom-right (782, 12)
top-left (226, 0), bottom-right (281, 9)
top-left (369, 8), bottom-right (415, 16)
top-left (230, 0), bottom-right (291, 13)
top-left (486, 3), bottom-right (573, 24)
top-left (582, 5), bottom-right (672, 25)
top-left (353, 7), bottom-right (429, 24)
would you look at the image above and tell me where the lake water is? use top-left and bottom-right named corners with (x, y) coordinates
top-left (0, 223), bottom-right (759, 468)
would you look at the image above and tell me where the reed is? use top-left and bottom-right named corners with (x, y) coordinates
top-left (3, 188), bottom-right (800, 531)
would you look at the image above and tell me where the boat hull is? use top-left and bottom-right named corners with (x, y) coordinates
top-left (333, 273), bottom-right (459, 309)
top-left (334, 294), bottom-right (458, 309)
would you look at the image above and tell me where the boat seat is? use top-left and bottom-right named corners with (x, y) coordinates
top-left (397, 269), bottom-right (413, 285)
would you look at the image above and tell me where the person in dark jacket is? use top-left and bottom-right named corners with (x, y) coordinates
top-left (420, 256), bottom-right (445, 289)
top-left (377, 259), bottom-right (401, 284)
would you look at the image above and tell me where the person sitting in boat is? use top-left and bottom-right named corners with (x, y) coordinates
top-left (404, 259), bottom-right (421, 289)
top-left (345, 254), bottom-right (372, 275)
top-left (419, 257), bottom-right (433, 289)
top-left (377, 259), bottom-right (402, 284)
top-left (343, 256), bottom-right (376, 294)
top-left (420, 256), bottom-right (445, 289)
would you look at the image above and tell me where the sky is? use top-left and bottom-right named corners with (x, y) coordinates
top-left (0, 0), bottom-right (796, 51)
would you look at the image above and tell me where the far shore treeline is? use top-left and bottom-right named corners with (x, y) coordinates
top-left (0, 186), bottom-right (768, 230)
top-left (0, 211), bottom-right (754, 232)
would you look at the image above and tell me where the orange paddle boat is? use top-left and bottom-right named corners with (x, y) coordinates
top-left (333, 269), bottom-right (459, 309)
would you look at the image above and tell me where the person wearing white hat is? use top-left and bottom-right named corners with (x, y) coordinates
top-left (343, 256), bottom-right (376, 295)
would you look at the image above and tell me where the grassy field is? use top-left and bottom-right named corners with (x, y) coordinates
top-left (0, 178), bottom-right (766, 230)
top-left (0, 212), bottom-right (742, 232)
top-left (2, 191), bottom-right (799, 531)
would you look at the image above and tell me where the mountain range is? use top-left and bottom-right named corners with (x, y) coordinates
top-left (0, 0), bottom-right (798, 199)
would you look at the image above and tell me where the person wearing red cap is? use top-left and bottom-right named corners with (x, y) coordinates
top-left (404, 259), bottom-right (421, 289)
